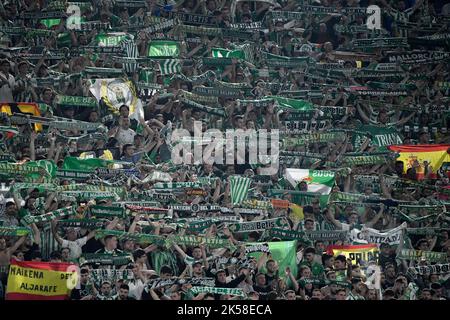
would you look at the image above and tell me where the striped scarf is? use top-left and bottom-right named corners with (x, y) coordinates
top-left (229, 176), bottom-right (251, 205)
top-left (120, 39), bottom-right (139, 74)
top-left (22, 207), bottom-right (76, 225)
top-left (40, 223), bottom-right (60, 260)
top-left (158, 59), bottom-right (181, 75)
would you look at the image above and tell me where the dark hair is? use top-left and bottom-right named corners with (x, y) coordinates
top-left (133, 249), bottom-right (146, 261)
top-left (303, 206), bottom-right (313, 214)
top-left (266, 291), bottom-right (278, 300)
top-left (335, 255), bottom-right (346, 263)
top-left (415, 239), bottom-right (428, 248)
top-left (430, 282), bottom-right (442, 290)
top-left (50, 251), bottom-right (62, 260)
top-left (121, 143), bottom-right (134, 156)
top-left (120, 284), bottom-right (130, 291)
top-left (104, 235), bottom-right (116, 241)
top-left (384, 289), bottom-right (395, 297)
top-left (248, 231), bottom-right (260, 241)
top-left (322, 254), bottom-right (333, 265)
top-left (30, 251), bottom-right (42, 260)
top-left (119, 105), bottom-right (129, 111)
top-left (160, 265), bottom-right (173, 275)
top-left (304, 247), bottom-right (316, 255)
top-left (336, 288), bottom-right (346, 295)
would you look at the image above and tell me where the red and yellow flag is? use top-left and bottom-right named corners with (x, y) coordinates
top-left (0, 102), bottom-right (43, 131)
top-left (326, 244), bottom-right (379, 265)
top-left (389, 144), bottom-right (450, 179)
top-left (6, 259), bottom-right (78, 300)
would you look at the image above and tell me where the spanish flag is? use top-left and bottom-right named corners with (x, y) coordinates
top-left (388, 144), bottom-right (450, 179)
top-left (6, 259), bottom-right (78, 300)
top-left (326, 244), bottom-right (379, 266)
top-left (0, 103), bottom-right (43, 131)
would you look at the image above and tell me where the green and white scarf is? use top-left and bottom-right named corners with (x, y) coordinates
top-left (408, 263), bottom-right (450, 275)
top-left (166, 235), bottom-right (236, 250)
top-left (192, 86), bottom-right (242, 98)
top-left (189, 286), bottom-right (245, 297)
top-left (22, 207), bottom-right (76, 225)
top-left (94, 229), bottom-right (166, 245)
top-left (397, 249), bottom-right (447, 263)
top-left (282, 132), bottom-right (346, 147)
top-left (0, 226), bottom-right (31, 237)
top-left (179, 98), bottom-right (226, 117)
top-left (90, 206), bottom-right (125, 219)
top-left (305, 230), bottom-right (348, 241)
top-left (268, 227), bottom-right (312, 245)
top-left (227, 217), bottom-right (287, 233)
top-left (351, 37), bottom-right (408, 49)
top-left (58, 219), bottom-right (104, 229)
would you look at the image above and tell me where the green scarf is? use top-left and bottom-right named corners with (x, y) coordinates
top-left (55, 95), bottom-right (97, 108)
top-left (22, 207), bottom-right (76, 225)
top-left (397, 249), bottom-right (447, 263)
top-left (79, 253), bottom-right (133, 266)
top-left (192, 86), bottom-right (242, 98)
top-left (268, 228), bottom-right (313, 246)
top-left (58, 219), bottom-right (105, 229)
top-left (0, 226), bottom-right (31, 237)
top-left (94, 229), bottom-right (166, 246)
top-left (90, 206), bottom-right (126, 219)
top-left (189, 286), bottom-right (245, 297)
top-left (262, 52), bottom-right (311, 68)
top-left (165, 235), bottom-right (236, 250)
top-left (282, 132), bottom-right (346, 147)
top-left (227, 218), bottom-right (287, 233)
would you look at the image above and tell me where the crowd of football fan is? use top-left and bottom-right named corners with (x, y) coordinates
top-left (0, 0), bottom-right (450, 300)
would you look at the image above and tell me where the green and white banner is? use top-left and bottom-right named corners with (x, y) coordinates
top-left (362, 222), bottom-right (406, 245)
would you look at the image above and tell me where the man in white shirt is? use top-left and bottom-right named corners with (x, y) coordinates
top-left (0, 59), bottom-right (15, 103)
top-left (51, 220), bottom-right (96, 260)
top-left (109, 116), bottom-right (136, 147)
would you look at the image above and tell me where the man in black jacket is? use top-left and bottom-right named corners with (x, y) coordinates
top-left (214, 268), bottom-right (248, 299)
